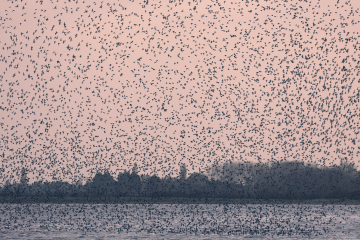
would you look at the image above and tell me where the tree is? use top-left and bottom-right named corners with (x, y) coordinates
top-left (117, 171), bottom-right (131, 196)
top-left (186, 173), bottom-right (210, 197)
top-left (132, 163), bottom-right (138, 175)
top-left (89, 170), bottom-right (116, 196)
top-left (179, 163), bottom-right (187, 181)
top-left (20, 167), bottom-right (29, 185)
top-left (146, 175), bottom-right (162, 197)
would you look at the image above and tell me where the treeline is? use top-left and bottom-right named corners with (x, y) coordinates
top-left (207, 161), bottom-right (360, 199)
top-left (1, 161), bottom-right (360, 200)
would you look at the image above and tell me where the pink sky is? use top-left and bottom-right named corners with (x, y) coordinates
top-left (1, 0), bottom-right (360, 184)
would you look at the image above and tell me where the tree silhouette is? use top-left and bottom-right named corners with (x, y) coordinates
top-left (132, 163), bottom-right (138, 175)
top-left (129, 166), bottom-right (141, 196)
top-left (2, 160), bottom-right (360, 203)
top-left (20, 167), bottom-right (29, 185)
top-left (146, 175), bottom-right (162, 197)
top-left (88, 170), bottom-right (116, 196)
top-left (179, 163), bottom-right (187, 181)
top-left (117, 171), bottom-right (131, 196)
top-left (186, 173), bottom-right (209, 197)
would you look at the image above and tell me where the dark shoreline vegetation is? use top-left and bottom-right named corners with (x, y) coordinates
top-left (1, 196), bottom-right (360, 205)
top-left (2, 161), bottom-right (360, 204)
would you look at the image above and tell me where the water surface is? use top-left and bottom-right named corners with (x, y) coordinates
top-left (0, 204), bottom-right (359, 239)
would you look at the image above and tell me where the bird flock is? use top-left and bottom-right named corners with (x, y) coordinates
top-left (0, 0), bottom-right (359, 184)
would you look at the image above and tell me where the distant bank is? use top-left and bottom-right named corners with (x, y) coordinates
top-left (1, 196), bottom-right (360, 205)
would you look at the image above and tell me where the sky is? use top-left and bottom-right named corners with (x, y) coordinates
top-left (0, 0), bottom-right (360, 184)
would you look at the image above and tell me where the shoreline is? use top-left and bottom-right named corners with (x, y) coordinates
top-left (1, 196), bottom-right (360, 205)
